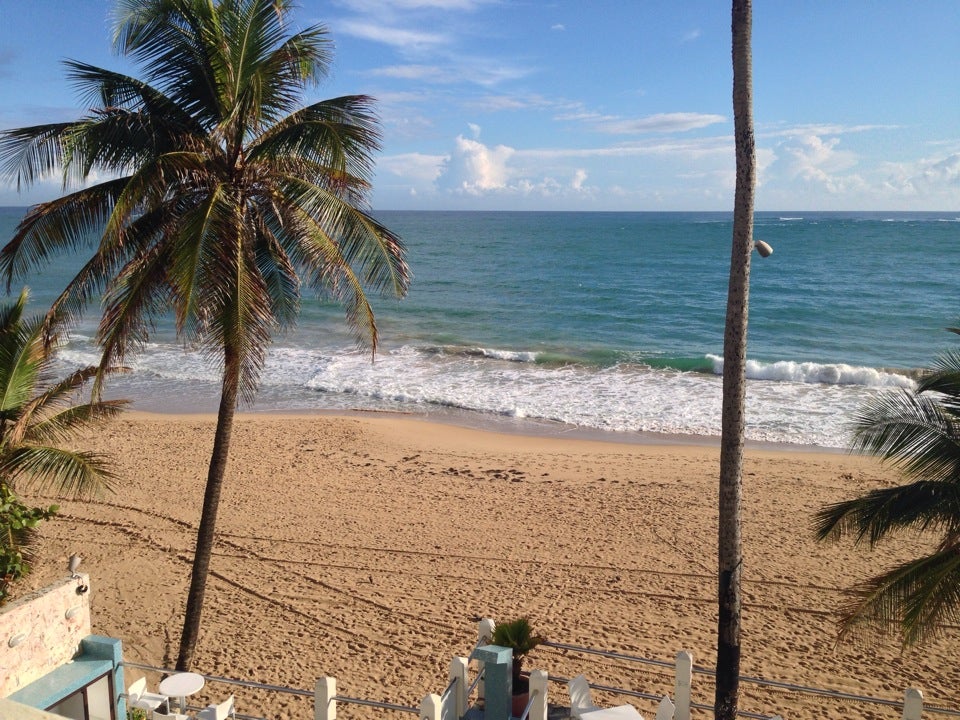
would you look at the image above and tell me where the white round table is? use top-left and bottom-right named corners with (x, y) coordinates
top-left (159, 671), bottom-right (205, 712)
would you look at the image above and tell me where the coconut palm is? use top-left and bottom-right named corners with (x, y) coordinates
top-left (0, 288), bottom-right (125, 602)
top-left (815, 331), bottom-right (960, 647)
top-left (716, 1), bottom-right (756, 718)
top-left (0, 0), bottom-right (408, 670)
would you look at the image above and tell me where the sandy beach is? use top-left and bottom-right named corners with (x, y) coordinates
top-left (19, 412), bottom-right (960, 720)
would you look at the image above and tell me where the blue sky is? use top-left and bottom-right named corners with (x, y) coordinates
top-left (0, 1), bottom-right (958, 211)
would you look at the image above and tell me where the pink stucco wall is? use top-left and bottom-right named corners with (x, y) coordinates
top-left (0, 574), bottom-right (92, 697)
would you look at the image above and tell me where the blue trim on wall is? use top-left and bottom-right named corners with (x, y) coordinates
top-left (9, 635), bottom-right (123, 718)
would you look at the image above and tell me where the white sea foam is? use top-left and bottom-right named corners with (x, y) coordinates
top-left (465, 347), bottom-right (539, 363)
top-left (706, 354), bottom-right (915, 388)
top-left (50, 333), bottom-right (905, 448)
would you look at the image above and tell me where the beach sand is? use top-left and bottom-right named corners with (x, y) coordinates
top-left (19, 412), bottom-right (960, 719)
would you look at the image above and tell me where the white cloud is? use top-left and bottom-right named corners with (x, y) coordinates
top-left (551, 24), bottom-right (565, 32)
top-left (336, 20), bottom-right (450, 47)
top-left (759, 122), bottom-right (899, 139)
top-left (467, 123), bottom-right (481, 139)
top-left (880, 152), bottom-right (960, 196)
top-left (437, 135), bottom-right (515, 193)
top-left (369, 64), bottom-right (456, 82)
top-left (595, 112), bottom-right (727, 134)
top-left (467, 94), bottom-right (559, 112)
top-left (571, 168), bottom-right (587, 190)
top-left (367, 59), bottom-right (531, 88)
top-left (681, 29), bottom-right (702, 42)
top-left (774, 134), bottom-right (858, 184)
top-left (337, 0), bottom-right (494, 10)
top-left (376, 152), bottom-right (447, 184)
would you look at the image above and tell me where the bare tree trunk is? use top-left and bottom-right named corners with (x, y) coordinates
top-left (176, 350), bottom-right (240, 671)
top-left (716, 1), bottom-right (754, 718)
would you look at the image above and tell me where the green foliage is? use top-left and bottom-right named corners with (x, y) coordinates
top-left (0, 289), bottom-right (124, 604)
top-left (816, 331), bottom-right (960, 646)
top-left (0, 0), bottom-right (407, 669)
top-left (492, 616), bottom-right (545, 667)
top-left (126, 707), bottom-right (148, 720)
top-left (0, 484), bottom-right (58, 604)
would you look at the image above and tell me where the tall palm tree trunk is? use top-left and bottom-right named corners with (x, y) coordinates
top-left (716, 1), bottom-right (754, 718)
top-left (176, 350), bottom-right (241, 671)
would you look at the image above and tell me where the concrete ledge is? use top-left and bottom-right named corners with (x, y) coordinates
top-left (9, 656), bottom-right (114, 708)
top-left (0, 697), bottom-right (70, 719)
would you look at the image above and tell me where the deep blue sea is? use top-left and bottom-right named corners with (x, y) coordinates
top-left (2, 207), bottom-right (958, 449)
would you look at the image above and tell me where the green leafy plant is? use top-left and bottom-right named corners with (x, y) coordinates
top-left (0, 484), bottom-right (58, 603)
top-left (0, 289), bottom-right (124, 605)
top-left (126, 707), bottom-right (148, 720)
top-left (816, 328), bottom-right (960, 647)
top-left (492, 616), bottom-right (545, 686)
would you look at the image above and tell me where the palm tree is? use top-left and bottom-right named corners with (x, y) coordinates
top-left (0, 288), bottom-right (125, 602)
top-left (0, 0), bottom-right (409, 670)
top-left (716, 0), bottom-right (755, 717)
top-left (815, 331), bottom-right (960, 647)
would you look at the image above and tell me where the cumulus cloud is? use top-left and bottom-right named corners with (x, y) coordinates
top-left (437, 135), bottom-right (515, 194)
top-left (776, 134), bottom-right (858, 183)
top-left (571, 168), bottom-right (587, 190)
top-left (596, 112), bottom-right (727, 134)
top-left (880, 152), bottom-right (960, 196)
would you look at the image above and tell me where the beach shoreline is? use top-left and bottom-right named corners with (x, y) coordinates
top-left (21, 411), bottom-right (957, 719)
top-left (122, 402), bottom-right (852, 454)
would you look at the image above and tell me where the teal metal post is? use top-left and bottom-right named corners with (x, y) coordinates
top-left (471, 645), bottom-right (513, 720)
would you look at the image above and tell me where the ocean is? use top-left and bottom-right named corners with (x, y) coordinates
top-left (2, 207), bottom-right (958, 449)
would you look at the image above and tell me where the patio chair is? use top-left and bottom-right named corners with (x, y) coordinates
top-left (127, 676), bottom-right (168, 715)
top-left (568, 674), bottom-right (601, 719)
top-left (152, 712), bottom-right (190, 720)
top-left (197, 694), bottom-right (235, 720)
top-left (654, 695), bottom-right (675, 720)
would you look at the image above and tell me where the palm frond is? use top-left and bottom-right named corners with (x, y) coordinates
top-left (250, 96), bottom-right (383, 183)
top-left (837, 542), bottom-right (960, 647)
top-left (276, 175), bottom-right (409, 296)
top-left (251, 209), bottom-right (301, 331)
top-left (0, 122), bottom-right (77, 191)
top-left (96, 241), bottom-right (175, 393)
top-left (919, 349), bottom-right (960, 415)
top-left (0, 295), bottom-right (45, 420)
top-left (64, 60), bottom-right (201, 135)
top-left (814, 480), bottom-right (960, 545)
top-left (13, 367), bottom-right (128, 446)
top-left (0, 445), bottom-right (116, 498)
top-left (0, 180), bottom-right (128, 290)
top-left (199, 222), bottom-right (275, 403)
top-left (113, 0), bottom-right (223, 130)
top-left (849, 389), bottom-right (960, 482)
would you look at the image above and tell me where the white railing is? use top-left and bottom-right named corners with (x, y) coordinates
top-left (534, 636), bottom-right (960, 719)
top-left (125, 614), bottom-right (960, 720)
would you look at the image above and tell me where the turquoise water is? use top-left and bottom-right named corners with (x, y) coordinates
top-left (2, 207), bottom-right (958, 448)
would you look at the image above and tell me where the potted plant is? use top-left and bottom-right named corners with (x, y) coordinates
top-left (492, 617), bottom-right (545, 716)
